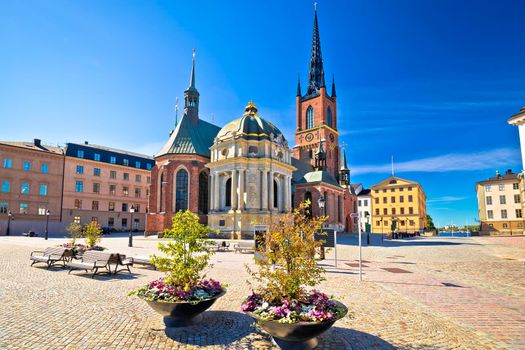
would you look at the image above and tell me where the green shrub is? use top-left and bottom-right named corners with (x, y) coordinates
top-left (150, 210), bottom-right (215, 290)
top-left (84, 221), bottom-right (102, 248)
top-left (66, 222), bottom-right (83, 245)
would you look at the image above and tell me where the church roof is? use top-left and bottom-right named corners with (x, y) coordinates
top-left (217, 102), bottom-right (286, 142)
top-left (156, 113), bottom-right (221, 158)
top-left (297, 170), bottom-right (341, 188)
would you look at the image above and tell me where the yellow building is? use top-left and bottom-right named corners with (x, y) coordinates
top-left (370, 176), bottom-right (427, 236)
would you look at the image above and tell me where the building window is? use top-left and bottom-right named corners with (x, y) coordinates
top-left (109, 185), bottom-right (116, 195)
top-left (392, 208), bottom-right (396, 215)
top-left (134, 204), bottom-right (140, 213)
top-left (409, 220), bottom-right (415, 226)
top-left (518, 223), bottom-right (523, 228)
top-left (74, 216), bottom-right (81, 224)
top-left (364, 199), bottom-right (368, 206)
top-left (94, 168), bottom-right (101, 176)
top-left (109, 202), bottom-right (115, 211)
top-left (409, 207), bottom-right (414, 214)
top-left (110, 170), bottom-right (116, 179)
top-left (484, 185), bottom-right (492, 192)
top-left (21, 183), bottom-right (30, 194)
top-left (76, 165), bottom-right (84, 174)
top-left (516, 209), bottom-right (522, 218)
top-left (147, 176), bottom-right (151, 184)
top-left (38, 206), bottom-right (47, 216)
top-left (77, 150), bottom-right (84, 158)
top-left (122, 218), bottom-right (128, 227)
top-left (75, 181), bottom-right (83, 193)
top-left (384, 220), bottom-right (388, 226)
top-left (376, 220), bottom-right (380, 226)
top-left (122, 203), bottom-right (128, 212)
top-left (503, 223), bottom-right (508, 229)
top-left (375, 208), bottom-right (379, 215)
top-left (391, 196), bottom-right (396, 203)
top-left (123, 187), bottom-right (129, 196)
top-left (19, 203), bottom-right (28, 214)
top-left (92, 201), bottom-right (99, 211)
top-left (408, 187), bottom-right (413, 191)
top-left (94, 153), bottom-right (101, 161)
top-left (123, 173), bottom-right (129, 181)
top-left (135, 174), bottom-right (141, 182)
top-left (383, 208), bottom-right (387, 215)
top-left (400, 207), bottom-right (405, 214)
top-left (23, 161), bottom-right (31, 171)
top-left (147, 163), bottom-right (152, 170)
top-left (358, 200), bottom-right (362, 206)
top-left (501, 209), bottom-right (508, 219)
top-left (174, 169), bottom-right (189, 212)
top-left (375, 198), bottom-right (379, 204)
top-left (326, 107), bottom-right (332, 127)
top-left (108, 217), bottom-right (114, 227)
top-left (274, 180), bottom-right (279, 208)
top-left (123, 159), bottom-right (129, 166)
top-left (408, 195), bottom-right (413, 202)
top-left (499, 195), bottom-right (506, 205)
top-left (400, 220), bottom-right (405, 226)
top-left (382, 197), bottom-right (386, 204)
top-left (41, 163), bottom-right (49, 173)
top-left (513, 183), bottom-right (519, 190)
top-left (110, 156), bottom-right (116, 164)
top-left (3, 158), bottom-right (12, 168)
top-left (74, 199), bottom-right (82, 209)
top-left (399, 196), bottom-right (404, 203)
top-left (306, 106), bottom-right (314, 129)
top-left (135, 188), bottom-right (141, 198)
top-left (0, 202), bottom-right (7, 214)
top-left (1, 180), bottom-right (10, 193)
top-left (487, 210), bottom-right (493, 219)
top-left (93, 183), bottom-right (100, 193)
top-left (383, 189), bottom-right (386, 193)
top-left (39, 184), bottom-right (48, 196)
top-left (198, 172), bottom-right (209, 214)
top-left (391, 188), bottom-right (395, 192)
top-left (135, 161), bottom-right (141, 168)
top-left (225, 177), bottom-right (232, 208)
top-left (399, 187), bottom-right (404, 192)
top-left (499, 184), bottom-right (505, 191)
top-left (486, 196), bottom-right (492, 205)
top-left (514, 194), bottom-right (520, 204)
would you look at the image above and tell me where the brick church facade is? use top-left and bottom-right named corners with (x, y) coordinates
top-left (146, 9), bottom-right (357, 235)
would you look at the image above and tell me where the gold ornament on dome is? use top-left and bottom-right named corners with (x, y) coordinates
top-left (244, 101), bottom-right (259, 116)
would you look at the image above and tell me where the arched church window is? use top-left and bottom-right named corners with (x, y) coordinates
top-left (326, 107), bottom-right (333, 128)
top-left (306, 106), bottom-right (314, 129)
top-left (273, 180), bottom-right (279, 208)
top-left (225, 178), bottom-right (232, 207)
top-left (198, 172), bottom-right (208, 214)
top-left (304, 191), bottom-right (312, 219)
top-left (159, 172), bottom-right (164, 212)
top-left (175, 169), bottom-right (188, 212)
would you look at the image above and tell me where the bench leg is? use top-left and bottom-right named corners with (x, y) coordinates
top-left (68, 267), bottom-right (74, 275)
top-left (92, 268), bottom-right (98, 278)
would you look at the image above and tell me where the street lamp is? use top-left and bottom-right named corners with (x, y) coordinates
top-left (44, 209), bottom-right (50, 240)
top-left (317, 195), bottom-right (326, 259)
top-left (6, 211), bottom-right (13, 236)
top-left (128, 204), bottom-right (135, 247)
top-left (365, 212), bottom-right (370, 245)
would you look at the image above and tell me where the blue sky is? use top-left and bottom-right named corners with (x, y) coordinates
top-left (1, 0), bottom-right (524, 227)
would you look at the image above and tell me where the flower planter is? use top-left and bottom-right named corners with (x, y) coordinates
top-left (246, 300), bottom-right (347, 350)
top-left (141, 290), bottom-right (226, 327)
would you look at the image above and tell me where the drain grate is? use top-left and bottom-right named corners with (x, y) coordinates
top-left (346, 263), bottom-right (369, 268)
top-left (381, 267), bottom-right (412, 273)
top-left (441, 282), bottom-right (464, 288)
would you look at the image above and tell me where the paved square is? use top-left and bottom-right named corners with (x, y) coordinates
top-left (0, 234), bottom-right (523, 349)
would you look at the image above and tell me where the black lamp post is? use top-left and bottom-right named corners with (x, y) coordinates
top-left (317, 195), bottom-right (326, 259)
top-left (128, 205), bottom-right (135, 247)
top-left (365, 212), bottom-right (370, 245)
top-left (6, 211), bottom-right (12, 236)
top-left (44, 209), bottom-right (50, 240)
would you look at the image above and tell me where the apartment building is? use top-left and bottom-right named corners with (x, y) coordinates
top-left (0, 139), bottom-right (64, 235)
top-left (476, 169), bottom-right (524, 234)
top-left (370, 176), bottom-right (427, 235)
top-left (355, 185), bottom-right (372, 233)
top-left (62, 142), bottom-right (154, 231)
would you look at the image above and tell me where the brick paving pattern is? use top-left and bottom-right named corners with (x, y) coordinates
top-left (0, 234), bottom-right (523, 349)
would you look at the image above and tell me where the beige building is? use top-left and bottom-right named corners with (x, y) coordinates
top-left (62, 142), bottom-right (154, 231)
top-left (207, 102), bottom-right (296, 238)
top-left (370, 176), bottom-right (427, 236)
top-left (476, 169), bottom-right (524, 235)
top-left (0, 139), bottom-right (64, 235)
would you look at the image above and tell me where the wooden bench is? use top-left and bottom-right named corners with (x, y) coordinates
top-left (113, 254), bottom-right (133, 274)
top-left (131, 256), bottom-right (156, 270)
top-left (30, 247), bottom-right (71, 268)
top-left (233, 242), bottom-right (255, 254)
top-left (67, 251), bottom-right (115, 278)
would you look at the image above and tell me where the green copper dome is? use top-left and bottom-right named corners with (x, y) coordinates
top-left (217, 102), bottom-right (287, 143)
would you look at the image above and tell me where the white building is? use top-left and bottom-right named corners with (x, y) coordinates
top-left (357, 188), bottom-right (372, 232)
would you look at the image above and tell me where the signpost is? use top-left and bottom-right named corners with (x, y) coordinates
top-left (350, 213), bottom-right (362, 281)
top-left (314, 229), bottom-right (337, 268)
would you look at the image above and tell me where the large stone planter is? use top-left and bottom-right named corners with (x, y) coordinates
top-left (246, 301), bottom-right (347, 350)
top-left (141, 290), bottom-right (226, 327)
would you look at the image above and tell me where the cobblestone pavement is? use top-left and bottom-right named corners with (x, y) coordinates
top-left (0, 234), bottom-right (523, 349)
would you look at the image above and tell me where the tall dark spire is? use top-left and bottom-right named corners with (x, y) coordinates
top-left (314, 139), bottom-right (327, 171)
top-left (184, 49), bottom-right (200, 124)
top-left (306, 5), bottom-right (325, 96)
top-left (339, 149), bottom-right (350, 185)
top-left (331, 74), bottom-right (336, 97)
top-left (297, 75), bottom-right (302, 96)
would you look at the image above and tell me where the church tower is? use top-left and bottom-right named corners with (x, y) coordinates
top-left (184, 49), bottom-right (200, 125)
top-left (294, 6), bottom-right (339, 178)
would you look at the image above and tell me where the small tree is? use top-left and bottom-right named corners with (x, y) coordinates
top-left (84, 221), bottom-right (103, 248)
top-left (248, 202), bottom-right (327, 303)
top-left (426, 214), bottom-right (436, 230)
top-left (151, 210), bottom-right (215, 291)
top-left (66, 222), bottom-right (83, 245)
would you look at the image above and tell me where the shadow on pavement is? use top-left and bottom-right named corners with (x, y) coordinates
top-left (336, 234), bottom-right (480, 248)
top-left (319, 326), bottom-right (397, 349)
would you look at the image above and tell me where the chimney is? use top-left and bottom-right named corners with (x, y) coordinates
top-left (507, 169), bottom-right (512, 175)
top-left (84, 141), bottom-right (89, 145)
top-left (34, 139), bottom-right (41, 147)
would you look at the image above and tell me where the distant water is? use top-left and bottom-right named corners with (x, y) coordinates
top-left (438, 232), bottom-right (471, 237)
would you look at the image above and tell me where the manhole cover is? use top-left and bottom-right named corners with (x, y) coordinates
top-left (441, 282), bottom-right (464, 288)
top-left (346, 263), bottom-right (369, 268)
top-left (381, 267), bottom-right (412, 273)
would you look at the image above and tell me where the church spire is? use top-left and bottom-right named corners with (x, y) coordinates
top-left (339, 149), bottom-right (350, 186)
top-left (331, 74), bottom-right (336, 97)
top-left (297, 75), bottom-right (302, 96)
top-left (306, 4), bottom-right (325, 96)
top-left (184, 49), bottom-right (200, 124)
top-left (314, 139), bottom-right (327, 171)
